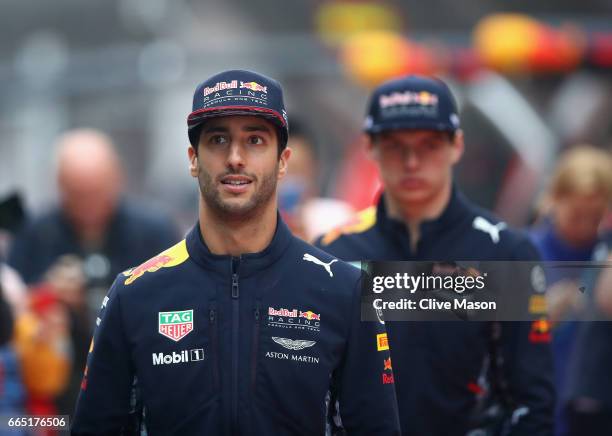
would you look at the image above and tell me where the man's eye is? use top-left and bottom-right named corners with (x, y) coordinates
top-left (425, 142), bottom-right (443, 150)
top-left (382, 142), bottom-right (400, 151)
top-left (210, 135), bottom-right (228, 145)
top-left (247, 136), bottom-right (264, 145)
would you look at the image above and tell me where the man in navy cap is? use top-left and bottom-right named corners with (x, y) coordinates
top-left (72, 70), bottom-right (401, 435)
top-left (316, 75), bottom-right (554, 435)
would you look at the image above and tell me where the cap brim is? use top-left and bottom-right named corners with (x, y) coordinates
top-left (188, 106), bottom-right (286, 129)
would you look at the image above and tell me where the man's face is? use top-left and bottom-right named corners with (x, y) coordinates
top-left (368, 129), bottom-right (463, 206)
top-left (188, 115), bottom-right (290, 219)
top-left (554, 192), bottom-right (609, 248)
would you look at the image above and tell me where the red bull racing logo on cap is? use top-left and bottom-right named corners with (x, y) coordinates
top-left (240, 81), bottom-right (267, 93)
top-left (158, 309), bottom-right (194, 342)
top-left (204, 80), bottom-right (238, 96)
top-left (123, 240), bottom-right (189, 285)
top-left (379, 91), bottom-right (439, 109)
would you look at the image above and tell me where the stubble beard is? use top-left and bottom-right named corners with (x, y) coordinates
top-left (198, 164), bottom-right (279, 222)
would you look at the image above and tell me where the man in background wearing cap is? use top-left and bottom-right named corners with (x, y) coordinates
top-left (316, 76), bottom-right (554, 435)
top-left (72, 70), bottom-right (400, 435)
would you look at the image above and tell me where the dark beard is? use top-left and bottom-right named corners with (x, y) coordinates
top-left (198, 164), bottom-right (278, 221)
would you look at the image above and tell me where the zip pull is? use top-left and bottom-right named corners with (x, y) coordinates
top-left (232, 273), bottom-right (239, 299)
top-left (254, 305), bottom-right (260, 323)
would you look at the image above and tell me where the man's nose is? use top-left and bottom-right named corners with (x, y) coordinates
top-left (226, 142), bottom-right (245, 169)
top-left (402, 146), bottom-right (421, 169)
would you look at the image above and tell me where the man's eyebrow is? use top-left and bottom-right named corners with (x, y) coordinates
top-left (203, 125), bottom-right (229, 134)
top-left (243, 124), bottom-right (273, 133)
top-left (202, 124), bottom-right (272, 134)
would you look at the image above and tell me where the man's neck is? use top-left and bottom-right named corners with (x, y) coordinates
top-left (199, 201), bottom-right (278, 256)
top-left (385, 183), bottom-right (453, 251)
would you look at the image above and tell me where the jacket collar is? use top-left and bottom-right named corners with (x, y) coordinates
top-left (186, 212), bottom-right (293, 276)
top-left (376, 184), bottom-right (468, 243)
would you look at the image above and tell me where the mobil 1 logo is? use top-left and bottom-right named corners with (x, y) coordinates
top-left (152, 348), bottom-right (205, 366)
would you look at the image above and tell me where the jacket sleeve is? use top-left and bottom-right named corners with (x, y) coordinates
top-left (72, 278), bottom-right (135, 435)
top-left (335, 277), bottom-right (401, 435)
top-left (502, 239), bottom-right (555, 435)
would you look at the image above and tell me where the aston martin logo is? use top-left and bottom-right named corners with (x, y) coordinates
top-left (272, 337), bottom-right (316, 351)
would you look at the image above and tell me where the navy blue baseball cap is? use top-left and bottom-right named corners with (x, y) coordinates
top-left (187, 69), bottom-right (289, 148)
top-left (363, 75), bottom-right (460, 135)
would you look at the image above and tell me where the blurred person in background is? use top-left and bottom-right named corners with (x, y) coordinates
top-left (0, 276), bottom-right (26, 436)
top-left (18, 255), bottom-right (87, 417)
top-left (0, 281), bottom-right (14, 346)
top-left (563, 245), bottom-right (612, 436)
top-left (0, 193), bottom-right (27, 435)
top-left (7, 128), bottom-right (181, 312)
top-left (13, 285), bottom-right (71, 417)
top-left (278, 118), bottom-right (354, 241)
top-left (316, 75), bottom-right (554, 435)
top-left (7, 128), bottom-right (181, 415)
top-left (529, 145), bottom-right (612, 436)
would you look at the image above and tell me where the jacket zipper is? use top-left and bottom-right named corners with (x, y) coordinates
top-left (231, 258), bottom-right (240, 435)
top-left (250, 300), bottom-right (261, 391)
top-left (208, 301), bottom-right (220, 389)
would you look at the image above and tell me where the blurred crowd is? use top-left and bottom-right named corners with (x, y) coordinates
top-left (0, 114), bottom-right (611, 434)
top-left (0, 75), bottom-right (612, 434)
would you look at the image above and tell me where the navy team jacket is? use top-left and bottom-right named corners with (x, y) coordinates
top-left (315, 188), bottom-right (555, 436)
top-left (72, 217), bottom-right (400, 435)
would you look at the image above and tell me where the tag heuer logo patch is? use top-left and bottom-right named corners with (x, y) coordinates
top-left (159, 310), bottom-right (194, 342)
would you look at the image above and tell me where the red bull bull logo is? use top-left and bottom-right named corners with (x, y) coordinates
top-left (299, 310), bottom-right (321, 321)
top-left (384, 357), bottom-right (392, 371)
top-left (124, 254), bottom-right (172, 285)
top-left (123, 240), bottom-right (189, 285)
top-left (240, 81), bottom-right (267, 93)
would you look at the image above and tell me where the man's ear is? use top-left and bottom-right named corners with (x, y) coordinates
top-left (450, 130), bottom-right (465, 165)
top-left (188, 146), bottom-right (198, 177)
top-left (277, 146), bottom-right (292, 180)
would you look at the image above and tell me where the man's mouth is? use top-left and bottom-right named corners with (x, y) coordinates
top-left (222, 180), bottom-right (251, 185)
top-left (220, 176), bottom-right (253, 185)
top-left (219, 175), bottom-right (253, 193)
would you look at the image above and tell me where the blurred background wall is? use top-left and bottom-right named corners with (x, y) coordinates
top-left (1, 0), bottom-right (612, 228)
